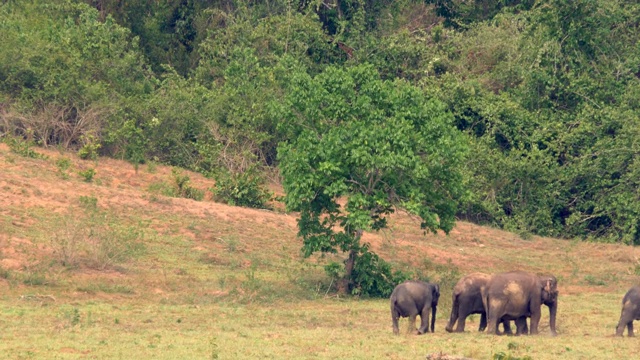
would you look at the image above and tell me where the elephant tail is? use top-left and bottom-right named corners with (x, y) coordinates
top-left (390, 292), bottom-right (401, 319)
top-left (431, 284), bottom-right (440, 332)
top-left (431, 305), bottom-right (437, 333)
top-left (482, 287), bottom-right (490, 326)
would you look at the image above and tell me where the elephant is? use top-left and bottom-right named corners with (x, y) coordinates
top-left (483, 271), bottom-right (558, 336)
top-left (615, 285), bottom-right (640, 336)
top-left (390, 280), bottom-right (440, 335)
top-left (445, 272), bottom-right (512, 333)
top-left (507, 275), bottom-right (559, 336)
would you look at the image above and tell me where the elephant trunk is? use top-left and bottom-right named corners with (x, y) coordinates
top-left (445, 294), bottom-right (458, 332)
top-left (548, 299), bottom-right (558, 336)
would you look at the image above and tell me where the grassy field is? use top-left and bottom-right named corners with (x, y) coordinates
top-left (1, 143), bottom-right (639, 359)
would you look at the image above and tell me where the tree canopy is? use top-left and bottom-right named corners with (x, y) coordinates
top-left (1, 0), bottom-right (640, 295)
top-left (277, 63), bottom-right (467, 294)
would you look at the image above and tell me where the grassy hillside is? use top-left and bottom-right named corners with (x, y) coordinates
top-left (1, 143), bottom-right (639, 359)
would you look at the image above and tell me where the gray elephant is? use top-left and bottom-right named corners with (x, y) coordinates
top-left (446, 272), bottom-right (514, 333)
top-left (615, 285), bottom-right (640, 336)
top-left (390, 280), bottom-right (440, 335)
top-left (446, 272), bottom-right (491, 332)
top-left (483, 271), bottom-right (558, 336)
top-left (508, 275), bottom-right (559, 336)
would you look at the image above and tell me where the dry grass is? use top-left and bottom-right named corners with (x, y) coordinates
top-left (1, 143), bottom-right (640, 359)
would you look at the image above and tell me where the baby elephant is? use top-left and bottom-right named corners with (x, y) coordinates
top-left (390, 280), bottom-right (440, 335)
top-left (616, 285), bottom-right (640, 336)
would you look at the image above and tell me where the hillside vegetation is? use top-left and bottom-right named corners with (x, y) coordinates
top-left (1, 135), bottom-right (640, 359)
top-left (2, 0), bottom-right (639, 242)
top-left (1, 1), bottom-right (640, 357)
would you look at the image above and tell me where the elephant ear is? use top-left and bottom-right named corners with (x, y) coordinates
top-left (544, 279), bottom-right (552, 293)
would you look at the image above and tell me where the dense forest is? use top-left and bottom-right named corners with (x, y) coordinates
top-left (1, 0), bottom-right (639, 293)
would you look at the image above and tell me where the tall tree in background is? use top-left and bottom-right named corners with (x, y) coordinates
top-left (277, 63), bottom-right (467, 295)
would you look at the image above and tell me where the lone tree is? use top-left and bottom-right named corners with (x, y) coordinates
top-left (277, 63), bottom-right (467, 296)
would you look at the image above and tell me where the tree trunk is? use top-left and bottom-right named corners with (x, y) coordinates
top-left (337, 229), bottom-right (362, 295)
top-left (337, 248), bottom-right (357, 295)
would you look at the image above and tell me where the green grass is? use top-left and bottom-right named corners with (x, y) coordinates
top-left (0, 294), bottom-right (637, 359)
top-left (2, 146), bottom-right (640, 359)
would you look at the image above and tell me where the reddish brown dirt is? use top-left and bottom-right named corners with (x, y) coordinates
top-left (1, 143), bottom-right (639, 296)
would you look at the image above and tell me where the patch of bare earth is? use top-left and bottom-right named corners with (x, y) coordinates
top-left (1, 142), bottom-right (639, 298)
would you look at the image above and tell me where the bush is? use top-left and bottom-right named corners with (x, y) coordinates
top-left (171, 168), bottom-right (204, 201)
top-left (50, 204), bottom-right (145, 270)
top-left (55, 157), bottom-right (72, 179)
top-left (77, 135), bottom-right (101, 160)
top-left (325, 245), bottom-right (411, 298)
top-left (5, 135), bottom-right (47, 159)
top-left (211, 169), bottom-right (272, 209)
top-left (0, 1), bottom-right (155, 152)
top-left (78, 168), bottom-right (96, 182)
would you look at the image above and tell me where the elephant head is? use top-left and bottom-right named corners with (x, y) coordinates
top-left (539, 275), bottom-right (558, 336)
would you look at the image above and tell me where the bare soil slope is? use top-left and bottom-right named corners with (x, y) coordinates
top-left (2, 143), bottom-right (638, 299)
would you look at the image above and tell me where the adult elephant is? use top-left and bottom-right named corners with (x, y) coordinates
top-left (390, 280), bottom-right (440, 335)
top-left (615, 285), bottom-right (640, 336)
top-left (446, 272), bottom-right (513, 333)
top-left (509, 275), bottom-right (559, 336)
top-left (483, 271), bottom-right (558, 336)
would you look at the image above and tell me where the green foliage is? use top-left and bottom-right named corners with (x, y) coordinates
top-left (2, 0), bottom-right (640, 245)
top-left (138, 70), bottom-right (209, 168)
top-left (583, 275), bottom-right (606, 287)
top-left (211, 169), bottom-right (272, 209)
top-left (195, 4), bottom-right (341, 85)
top-left (278, 63), bottom-right (467, 296)
top-left (77, 135), bottom-right (101, 160)
top-left (171, 169), bottom-right (204, 201)
top-left (0, 0), bottom-right (155, 151)
top-left (5, 135), bottom-right (47, 160)
top-left (493, 351), bottom-right (533, 360)
top-left (78, 168), bottom-right (96, 182)
top-left (350, 246), bottom-right (411, 297)
top-left (55, 157), bottom-right (72, 180)
top-left (324, 250), bottom-right (411, 298)
top-left (79, 195), bottom-right (99, 210)
top-left (147, 181), bottom-right (177, 198)
top-left (76, 283), bottom-right (134, 295)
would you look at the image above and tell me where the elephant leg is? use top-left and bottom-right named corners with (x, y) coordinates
top-left (501, 320), bottom-right (513, 336)
top-left (515, 317), bottom-right (528, 336)
top-left (454, 298), bottom-right (473, 332)
top-left (478, 312), bottom-right (487, 332)
top-left (408, 314), bottom-right (419, 335)
top-left (486, 310), bottom-right (500, 335)
top-left (629, 322), bottom-right (635, 337)
top-left (455, 312), bottom-right (467, 332)
top-left (418, 308), bottom-right (430, 334)
top-left (392, 312), bottom-right (400, 335)
top-left (529, 308), bottom-right (541, 335)
top-left (453, 306), bottom-right (470, 332)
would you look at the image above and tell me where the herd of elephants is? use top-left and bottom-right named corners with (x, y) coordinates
top-left (390, 270), bottom-right (640, 337)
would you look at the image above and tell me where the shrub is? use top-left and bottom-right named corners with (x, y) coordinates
top-left (211, 169), bottom-right (272, 209)
top-left (50, 205), bottom-right (145, 271)
top-left (325, 245), bottom-right (411, 298)
top-left (77, 135), bottom-right (101, 160)
top-left (171, 168), bottom-right (204, 201)
top-left (78, 168), bottom-right (96, 182)
top-left (5, 135), bottom-right (47, 159)
top-left (55, 157), bottom-right (72, 179)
